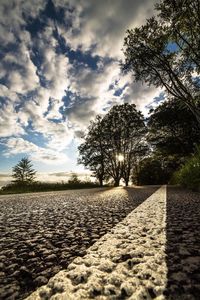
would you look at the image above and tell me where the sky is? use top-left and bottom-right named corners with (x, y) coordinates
top-left (0, 0), bottom-right (163, 186)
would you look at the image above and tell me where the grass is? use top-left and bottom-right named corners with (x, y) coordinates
top-left (0, 181), bottom-right (100, 195)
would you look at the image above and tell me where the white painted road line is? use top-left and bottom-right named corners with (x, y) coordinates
top-left (26, 186), bottom-right (167, 300)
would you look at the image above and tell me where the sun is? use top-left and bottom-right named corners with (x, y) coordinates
top-left (116, 154), bottom-right (124, 162)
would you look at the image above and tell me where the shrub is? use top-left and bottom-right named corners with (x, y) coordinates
top-left (171, 146), bottom-right (200, 191)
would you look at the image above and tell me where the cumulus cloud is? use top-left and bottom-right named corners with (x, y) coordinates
top-left (67, 61), bottom-right (124, 128)
top-left (61, 0), bottom-right (157, 58)
top-left (0, 0), bottom-right (161, 168)
top-left (4, 45), bottom-right (39, 94)
top-left (0, 84), bottom-right (18, 103)
top-left (0, 0), bottom-right (43, 46)
top-left (38, 171), bottom-right (91, 182)
top-left (3, 137), bottom-right (68, 164)
top-left (120, 77), bottom-right (163, 115)
top-left (0, 102), bottom-right (25, 137)
top-left (66, 61), bottom-right (161, 129)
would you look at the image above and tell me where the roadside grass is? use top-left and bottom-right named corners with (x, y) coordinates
top-left (0, 181), bottom-right (100, 195)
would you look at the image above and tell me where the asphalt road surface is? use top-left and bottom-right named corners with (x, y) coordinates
top-left (25, 186), bottom-right (200, 300)
top-left (165, 187), bottom-right (200, 299)
top-left (0, 186), bottom-right (158, 300)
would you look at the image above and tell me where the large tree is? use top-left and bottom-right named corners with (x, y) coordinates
top-left (123, 0), bottom-right (200, 124)
top-left (102, 104), bottom-right (147, 186)
top-left (148, 99), bottom-right (200, 157)
top-left (12, 157), bottom-right (36, 184)
top-left (78, 104), bottom-right (147, 186)
top-left (144, 99), bottom-right (200, 183)
top-left (78, 115), bottom-right (107, 186)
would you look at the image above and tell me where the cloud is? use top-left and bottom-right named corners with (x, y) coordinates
top-left (5, 45), bottom-right (39, 94)
top-left (36, 171), bottom-right (93, 184)
top-left (120, 77), bottom-right (163, 115)
top-left (0, 102), bottom-right (25, 137)
top-left (0, 173), bottom-right (12, 188)
top-left (0, 84), bottom-right (18, 103)
top-left (61, 0), bottom-right (157, 58)
top-left (0, 0), bottom-right (43, 46)
top-left (66, 61), bottom-right (161, 130)
top-left (3, 137), bottom-right (69, 164)
top-left (66, 60), bottom-right (124, 128)
top-left (0, 0), bottom-right (162, 168)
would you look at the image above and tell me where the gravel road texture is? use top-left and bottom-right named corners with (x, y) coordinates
top-left (0, 186), bottom-right (158, 299)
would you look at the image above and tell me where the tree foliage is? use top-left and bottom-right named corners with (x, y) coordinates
top-left (148, 99), bottom-right (200, 157)
top-left (135, 157), bottom-right (166, 185)
top-left (78, 104), bottom-right (147, 186)
top-left (102, 104), bottom-right (147, 186)
top-left (171, 146), bottom-right (200, 191)
top-left (123, 0), bottom-right (200, 124)
top-left (141, 99), bottom-right (200, 183)
top-left (12, 157), bottom-right (36, 184)
top-left (68, 173), bottom-right (81, 184)
top-left (78, 115), bottom-right (106, 186)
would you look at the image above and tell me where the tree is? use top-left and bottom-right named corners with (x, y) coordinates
top-left (102, 104), bottom-right (147, 186)
top-left (144, 99), bottom-right (200, 182)
top-left (68, 173), bottom-right (81, 184)
top-left (78, 104), bottom-right (147, 187)
top-left (135, 157), bottom-right (166, 185)
top-left (78, 115), bottom-right (107, 186)
top-left (148, 99), bottom-right (200, 157)
top-left (123, 0), bottom-right (200, 124)
top-left (12, 157), bottom-right (36, 184)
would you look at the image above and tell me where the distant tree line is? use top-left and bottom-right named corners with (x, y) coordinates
top-left (1, 159), bottom-right (98, 194)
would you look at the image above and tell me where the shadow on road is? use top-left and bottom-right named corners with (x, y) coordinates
top-left (165, 186), bottom-right (200, 300)
top-left (124, 185), bottom-right (160, 204)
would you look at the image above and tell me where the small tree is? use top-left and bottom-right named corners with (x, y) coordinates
top-left (68, 173), bottom-right (81, 184)
top-left (12, 157), bottom-right (36, 184)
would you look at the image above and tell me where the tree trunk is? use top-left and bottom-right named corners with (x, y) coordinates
top-left (125, 179), bottom-right (129, 186)
top-left (99, 178), bottom-right (103, 187)
top-left (114, 178), bottom-right (120, 186)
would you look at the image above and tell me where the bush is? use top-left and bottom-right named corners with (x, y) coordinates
top-left (134, 157), bottom-right (173, 185)
top-left (171, 146), bottom-right (200, 191)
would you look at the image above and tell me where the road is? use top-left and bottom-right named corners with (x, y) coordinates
top-left (0, 186), bottom-right (158, 300)
top-left (165, 187), bottom-right (200, 299)
top-left (25, 186), bottom-right (200, 300)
